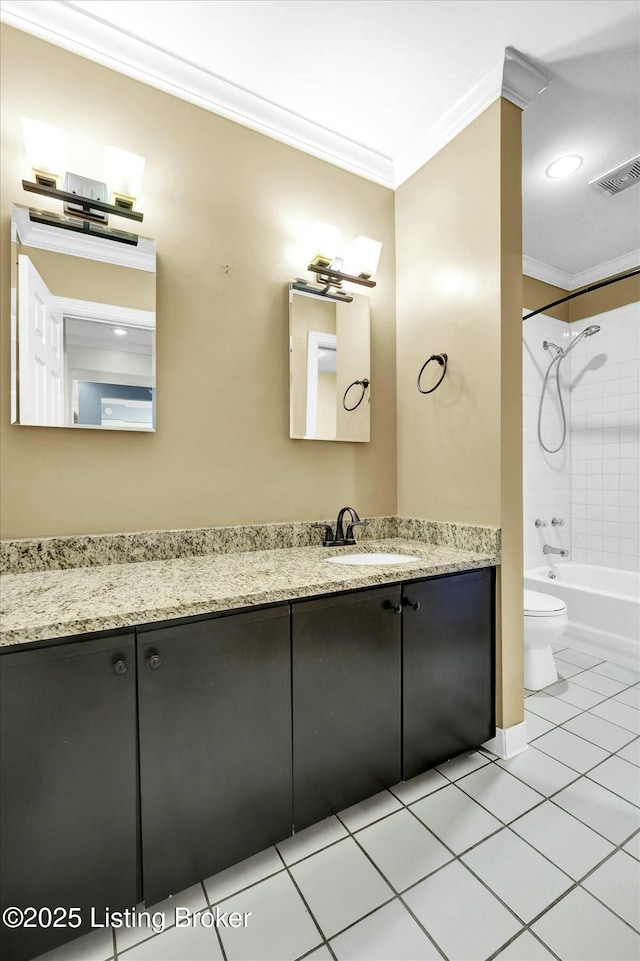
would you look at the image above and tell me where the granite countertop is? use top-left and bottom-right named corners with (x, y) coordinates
top-left (0, 538), bottom-right (498, 648)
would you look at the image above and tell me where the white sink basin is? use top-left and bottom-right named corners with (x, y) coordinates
top-left (325, 552), bottom-right (421, 566)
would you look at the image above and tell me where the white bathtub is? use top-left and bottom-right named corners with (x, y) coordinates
top-left (525, 562), bottom-right (640, 671)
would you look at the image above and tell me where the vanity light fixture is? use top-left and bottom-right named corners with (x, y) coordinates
top-left (292, 222), bottom-right (382, 303)
top-left (20, 118), bottom-right (145, 245)
top-left (545, 155), bottom-right (583, 179)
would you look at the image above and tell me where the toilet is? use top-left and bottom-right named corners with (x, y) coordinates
top-left (524, 589), bottom-right (569, 690)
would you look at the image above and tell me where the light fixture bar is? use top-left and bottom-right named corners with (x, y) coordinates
top-left (307, 263), bottom-right (376, 288)
top-left (22, 180), bottom-right (144, 222)
top-left (291, 280), bottom-right (353, 303)
top-left (28, 207), bottom-right (139, 246)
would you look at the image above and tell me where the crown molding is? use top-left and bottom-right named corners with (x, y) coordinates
top-left (0, 0), bottom-right (395, 188)
top-left (394, 46), bottom-right (548, 186)
top-left (523, 250), bottom-right (640, 291)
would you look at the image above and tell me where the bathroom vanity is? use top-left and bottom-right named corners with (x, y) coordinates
top-left (0, 537), bottom-right (496, 960)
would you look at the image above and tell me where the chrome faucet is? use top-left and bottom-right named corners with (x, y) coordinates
top-left (543, 544), bottom-right (569, 557)
top-left (312, 507), bottom-right (369, 547)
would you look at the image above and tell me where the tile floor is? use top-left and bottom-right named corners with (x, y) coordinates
top-left (35, 641), bottom-right (640, 961)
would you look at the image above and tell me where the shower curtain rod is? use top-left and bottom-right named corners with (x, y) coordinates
top-left (523, 267), bottom-right (640, 321)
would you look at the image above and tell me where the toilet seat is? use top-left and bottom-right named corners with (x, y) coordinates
top-left (524, 589), bottom-right (567, 618)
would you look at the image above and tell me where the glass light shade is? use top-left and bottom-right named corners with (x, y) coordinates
top-left (20, 117), bottom-right (69, 182)
top-left (344, 236), bottom-right (382, 278)
top-left (310, 221), bottom-right (341, 267)
top-left (104, 146), bottom-right (146, 204)
top-left (545, 155), bottom-right (583, 179)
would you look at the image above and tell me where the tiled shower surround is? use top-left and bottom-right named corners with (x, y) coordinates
top-left (523, 302), bottom-right (640, 572)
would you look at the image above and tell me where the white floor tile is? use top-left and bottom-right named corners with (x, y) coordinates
top-left (494, 930), bottom-right (555, 960)
top-left (403, 860), bottom-right (521, 961)
top-left (338, 789), bottom-right (402, 832)
top-left (532, 888), bottom-right (640, 960)
top-left (557, 649), bottom-right (605, 669)
top-left (553, 777), bottom-right (640, 844)
top-left (510, 801), bottom-right (615, 880)
top-left (590, 699), bottom-right (640, 734)
top-left (615, 687), bottom-right (640, 709)
top-left (33, 929), bottom-right (114, 961)
top-left (592, 662), bottom-right (640, 685)
top-left (551, 642), bottom-right (568, 654)
top-left (462, 829), bottom-right (572, 923)
top-left (562, 711), bottom-right (636, 752)
top-left (583, 850), bottom-right (640, 930)
top-left (617, 737), bottom-right (640, 766)
top-left (532, 726), bottom-right (609, 773)
top-left (525, 710), bottom-right (556, 741)
top-left (289, 838), bottom-right (392, 939)
top-left (623, 833), bottom-right (640, 860)
top-left (389, 769), bottom-right (448, 805)
top-left (435, 750), bottom-right (491, 781)
top-left (215, 871), bottom-right (320, 961)
top-left (330, 899), bottom-right (441, 960)
top-left (119, 919), bottom-right (223, 961)
top-left (410, 783), bottom-right (502, 854)
top-left (554, 658), bottom-right (587, 680)
top-left (498, 746), bottom-right (579, 796)
top-left (355, 809), bottom-right (452, 892)
top-left (303, 948), bottom-right (332, 961)
top-left (544, 679), bottom-right (606, 709)
top-left (526, 693), bottom-right (582, 724)
top-left (456, 764), bottom-right (544, 823)
top-left (277, 817), bottom-right (348, 865)
top-left (571, 670), bottom-right (629, 696)
top-left (116, 887), bottom-right (208, 953)
top-left (587, 755), bottom-right (640, 807)
top-left (204, 846), bottom-right (283, 905)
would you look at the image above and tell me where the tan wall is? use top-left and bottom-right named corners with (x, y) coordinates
top-left (523, 272), bottom-right (640, 323)
top-left (523, 276), bottom-right (569, 321)
top-left (396, 99), bottom-right (524, 729)
top-left (0, 25), bottom-right (397, 538)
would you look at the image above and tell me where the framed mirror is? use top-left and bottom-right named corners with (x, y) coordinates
top-left (289, 286), bottom-right (371, 443)
top-left (10, 203), bottom-right (156, 431)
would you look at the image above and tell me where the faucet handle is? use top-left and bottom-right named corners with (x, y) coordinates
top-left (551, 517), bottom-right (565, 527)
top-left (534, 519), bottom-right (547, 528)
top-left (311, 522), bottom-right (334, 546)
top-left (345, 519), bottom-right (369, 544)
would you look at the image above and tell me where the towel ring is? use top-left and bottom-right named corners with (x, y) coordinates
top-left (417, 354), bottom-right (448, 394)
top-left (343, 378), bottom-right (370, 411)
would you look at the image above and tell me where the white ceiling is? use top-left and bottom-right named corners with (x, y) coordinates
top-left (2, 0), bottom-right (639, 284)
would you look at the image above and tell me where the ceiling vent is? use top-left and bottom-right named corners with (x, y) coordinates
top-left (590, 155), bottom-right (640, 197)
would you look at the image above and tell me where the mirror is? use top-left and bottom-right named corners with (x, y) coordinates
top-left (289, 287), bottom-right (371, 442)
top-left (10, 203), bottom-right (156, 431)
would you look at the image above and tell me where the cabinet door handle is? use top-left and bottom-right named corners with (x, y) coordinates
top-left (402, 597), bottom-right (421, 611)
top-left (383, 599), bottom-right (402, 614)
top-left (147, 653), bottom-right (162, 671)
top-left (112, 658), bottom-right (128, 676)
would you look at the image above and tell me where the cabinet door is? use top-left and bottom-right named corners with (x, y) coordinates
top-left (137, 605), bottom-right (292, 906)
top-left (292, 586), bottom-right (402, 831)
top-left (0, 634), bottom-right (138, 961)
top-left (403, 568), bottom-right (495, 780)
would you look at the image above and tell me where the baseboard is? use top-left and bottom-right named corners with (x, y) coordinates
top-left (483, 721), bottom-right (528, 759)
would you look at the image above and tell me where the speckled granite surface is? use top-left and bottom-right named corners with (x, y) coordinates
top-left (0, 516), bottom-right (498, 574)
top-left (0, 539), bottom-right (498, 647)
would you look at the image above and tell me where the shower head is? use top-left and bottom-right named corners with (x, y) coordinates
top-left (564, 323), bottom-right (601, 356)
top-left (584, 325), bottom-right (601, 336)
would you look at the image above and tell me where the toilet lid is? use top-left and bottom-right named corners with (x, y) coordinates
top-left (524, 589), bottom-right (567, 617)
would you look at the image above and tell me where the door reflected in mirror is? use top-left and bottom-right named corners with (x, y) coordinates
top-left (289, 287), bottom-right (370, 443)
top-left (11, 203), bottom-right (156, 431)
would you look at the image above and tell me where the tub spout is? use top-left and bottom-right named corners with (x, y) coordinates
top-left (543, 544), bottom-right (569, 558)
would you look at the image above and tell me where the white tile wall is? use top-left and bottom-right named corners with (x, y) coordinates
top-left (569, 304), bottom-right (640, 572)
top-left (523, 304), bottom-right (640, 574)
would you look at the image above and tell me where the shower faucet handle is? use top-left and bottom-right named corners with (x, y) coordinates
top-left (534, 519), bottom-right (548, 528)
top-left (551, 517), bottom-right (565, 527)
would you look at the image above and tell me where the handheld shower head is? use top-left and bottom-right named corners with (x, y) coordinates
top-left (584, 325), bottom-right (601, 336)
top-left (565, 323), bottom-right (601, 356)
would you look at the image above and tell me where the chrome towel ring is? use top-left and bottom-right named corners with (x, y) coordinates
top-left (343, 378), bottom-right (370, 411)
top-left (417, 354), bottom-right (448, 394)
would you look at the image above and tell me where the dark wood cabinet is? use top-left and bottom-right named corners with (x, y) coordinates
top-left (137, 606), bottom-right (292, 906)
top-left (402, 568), bottom-right (495, 779)
top-left (0, 633), bottom-right (138, 961)
top-left (292, 586), bottom-right (402, 831)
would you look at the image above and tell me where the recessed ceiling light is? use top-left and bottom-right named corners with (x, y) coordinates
top-left (546, 155), bottom-right (583, 179)
top-left (112, 327), bottom-right (127, 336)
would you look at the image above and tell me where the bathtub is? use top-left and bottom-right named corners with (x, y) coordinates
top-left (525, 562), bottom-right (640, 672)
